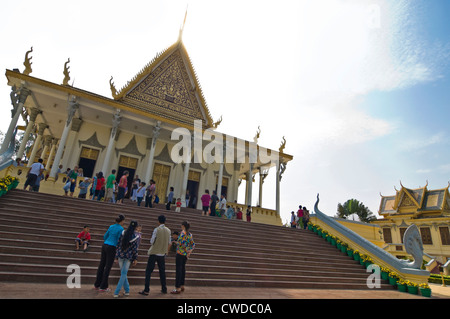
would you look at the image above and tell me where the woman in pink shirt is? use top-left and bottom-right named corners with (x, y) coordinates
top-left (200, 190), bottom-right (211, 216)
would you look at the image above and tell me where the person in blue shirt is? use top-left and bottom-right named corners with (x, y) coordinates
top-left (166, 187), bottom-right (174, 210)
top-left (94, 214), bottom-right (125, 292)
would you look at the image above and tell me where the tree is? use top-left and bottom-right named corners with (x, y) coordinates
top-left (336, 199), bottom-right (376, 223)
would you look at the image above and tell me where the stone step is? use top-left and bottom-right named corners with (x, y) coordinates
top-left (0, 226), bottom-right (349, 261)
top-left (0, 271), bottom-right (388, 290)
top-left (0, 262), bottom-right (386, 287)
top-left (0, 189), bottom-right (393, 290)
top-left (0, 252), bottom-right (366, 276)
top-left (0, 245), bottom-right (365, 273)
top-left (0, 210), bottom-right (344, 258)
top-left (0, 237), bottom-right (357, 269)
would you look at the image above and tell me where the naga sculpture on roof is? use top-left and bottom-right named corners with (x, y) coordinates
top-left (279, 136), bottom-right (286, 153)
top-left (110, 76), bottom-right (118, 98)
top-left (23, 46), bottom-right (33, 75)
top-left (62, 58), bottom-right (71, 86)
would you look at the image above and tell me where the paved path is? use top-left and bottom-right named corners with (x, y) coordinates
top-left (0, 282), bottom-right (448, 299)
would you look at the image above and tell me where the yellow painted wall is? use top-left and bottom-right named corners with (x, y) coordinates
top-left (310, 215), bottom-right (384, 247)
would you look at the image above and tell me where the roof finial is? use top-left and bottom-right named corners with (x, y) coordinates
top-left (62, 58), bottom-right (71, 86)
top-left (178, 6), bottom-right (188, 42)
top-left (23, 46), bottom-right (33, 75)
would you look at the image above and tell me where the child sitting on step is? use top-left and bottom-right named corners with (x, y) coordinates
top-left (75, 225), bottom-right (91, 252)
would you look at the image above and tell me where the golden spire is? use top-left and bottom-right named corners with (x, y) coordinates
top-left (178, 6), bottom-right (188, 42)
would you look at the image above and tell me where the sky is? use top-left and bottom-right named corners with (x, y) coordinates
top-left (0, 0), bottom-right (449, 225)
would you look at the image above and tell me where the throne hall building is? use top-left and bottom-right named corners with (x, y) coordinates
top-left (1, 33), bottom-right (293, 226)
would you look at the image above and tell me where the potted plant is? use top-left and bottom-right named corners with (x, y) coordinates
top-left (380, 267), bottom-right (390, 281)
top-left (397, 278), bottom-right (407, 292)
top-left (346, 247), bottom-right (354, 258)
top-left (388, 272), bottom-right (399, 286)
top-left (330, 236), bottom-right (337, 246)
top-left (317, 227), bottom-right (323, 237)
top-left (10, 176), bottom-right (19, 188)
top-left (359, 254), bottom-right (366, 266)
top-left (353, 250), bottom-right (360, 262)
top-left (405, 281), bottom-right (418, 295)
top-left (362, 255), bottom-right (373, 268)
top-left (0, 181), bottom-right (7, 196)
top-left (340, 242), bottom-right (348, 254)
top-left (419, 283), bottom-right (432, 297)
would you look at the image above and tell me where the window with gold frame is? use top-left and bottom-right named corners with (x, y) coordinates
top-left (80, 147), bottom-right (99, 160)
top-left (119, 155), bottom-right (138, 169)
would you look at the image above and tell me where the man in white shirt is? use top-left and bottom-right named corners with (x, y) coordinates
top-left (24, 158), bottom-right (44, 191)
top-left (219, 194), bottom-right (227, 217)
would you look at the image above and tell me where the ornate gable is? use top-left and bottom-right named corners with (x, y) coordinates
top-left (396, 187), bottom-right (421, 211)
top-left (112, 40), bottom-right (214, 128)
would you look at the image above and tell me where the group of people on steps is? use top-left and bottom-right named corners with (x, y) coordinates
top-left (93, 214), bottom-right (195, 297)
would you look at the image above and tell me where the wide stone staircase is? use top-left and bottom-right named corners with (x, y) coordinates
top-left (0, 189), bottom-right (394, 290)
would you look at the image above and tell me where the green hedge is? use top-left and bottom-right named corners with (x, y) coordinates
top-left (428, 274), bottom-right (450, 285)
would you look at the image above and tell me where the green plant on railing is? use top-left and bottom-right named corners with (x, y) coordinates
top-left (429, 273), bottom-right (450, 285)
top-left (307, 222), bottom-right (432, 295)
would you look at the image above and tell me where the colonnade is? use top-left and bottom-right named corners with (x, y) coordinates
top-left (2, 89), bottom-right (287, 215)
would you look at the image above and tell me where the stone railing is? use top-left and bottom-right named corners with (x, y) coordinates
top-left (227, 203), bottom-right (282, 226)
top-left (312, 194), bottom-right (430, 286)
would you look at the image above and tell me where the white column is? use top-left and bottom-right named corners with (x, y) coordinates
top-left (101, 109), bottom-right (121, 174)
top-left (41, 135), bottom-right (52, 165)
top-left (216, 162), bottom-right (223, 197)
top-left (60, 118), bottom-right (83, 170)
top-left (246, 163), bottom-right (253, 206)
top-left (17, 107), bottom-right (40, 159)
top-left (179, 132), bottom-right (193, 206)
top-left (144, 121), bottom-right (161, 183)
top-left (181, 162), bottom-right (190, 207)
top-left (45, 138), bottom-right (58, 171)
top-left (27, 123), bottom-right (47, 166)
top-left (276, 161), bottom-right (287, 215)
top-left (1, 85), bottom-right (31, 153)
top-left (258, 168), bottom-right (268, 207)
top-left (216, 143), bottom-right (226, 198)
top-left (48, 96), bottom-right (79, 180)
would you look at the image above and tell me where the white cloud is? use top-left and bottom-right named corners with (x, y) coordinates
top-left (0, 0), bottom-right (448, 221)
top-left (401, 132), bottom-right (447, 151)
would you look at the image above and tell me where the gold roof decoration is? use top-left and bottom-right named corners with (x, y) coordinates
top-left (379, 181), bottom-right (450, 217)
top-left (23, 47), bottom-right (33, 76)
top-left (112, 39), bottom-right (214, 128)
top-left (62, 58), bottom-right (71, 86)
top-left (212, 115), bottom-right (223, 129)
top-left (254, 126), bottom-right (261, 143)
top-left (279, 136), bottom-right (286, 153)
top-left (109, 76), bottom-right (118, 99)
